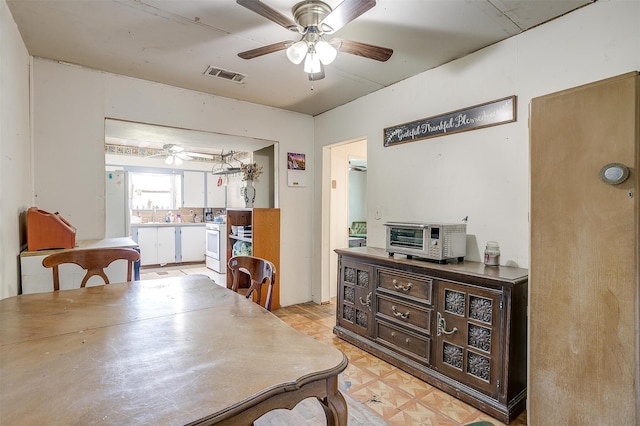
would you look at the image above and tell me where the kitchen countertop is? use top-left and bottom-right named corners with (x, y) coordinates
top-left (20, 237), bottom-right (138, 257)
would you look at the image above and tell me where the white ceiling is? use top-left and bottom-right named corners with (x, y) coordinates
top-left (8, 0), bottom-right (595, 118)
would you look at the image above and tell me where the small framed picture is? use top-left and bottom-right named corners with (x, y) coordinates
top-left (287, 153), bottom-right (306, 170)
top-left (287, 152), bottom-right (306, 187)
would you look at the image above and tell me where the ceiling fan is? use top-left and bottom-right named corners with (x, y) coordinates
top-left (160, 144), bottom-right (213, 165)
top-left (236, 0), bottom-right (393, 81)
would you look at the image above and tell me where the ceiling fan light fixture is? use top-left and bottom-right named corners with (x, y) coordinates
top-left (174, 156), bottom-right (183, 166)
top-left (286, 40), bottom-right (308, 64)
top-left (315, 40), bottom-right (337, 65)
top-left (237, 0), bottom-right (393, 81)
top-left (304, 52), bottom-right (322, 74)
top-left (165, 155), bottom-right (174, 165)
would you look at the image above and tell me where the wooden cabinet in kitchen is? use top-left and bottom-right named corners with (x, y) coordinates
top-left (179, 225), bottom-right (206, 263)
top-left (135, 226), bottom-right (176, 266)
top-left (183, 171), bottom-right (205, 207)
top-left (333, 247), bottom-right (528, 423)
top-left (226, 208), bottom-right (280, 310)
top-left (206, 172), bottom-right (226, 208)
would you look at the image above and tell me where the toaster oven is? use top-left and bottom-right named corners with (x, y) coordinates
top-left (384, 222), bottom-right (467, 263)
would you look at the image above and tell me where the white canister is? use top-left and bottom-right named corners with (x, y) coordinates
top-left (484, 241), bottom-right (500, 266)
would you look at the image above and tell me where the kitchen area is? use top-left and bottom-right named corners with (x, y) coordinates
top-left (106, 162), bottom-right (233, 285)
top-left (104, 119), bottom-right (277, 285)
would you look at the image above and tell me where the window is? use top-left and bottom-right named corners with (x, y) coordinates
top-left (130, 172), bottom-right (182, 210)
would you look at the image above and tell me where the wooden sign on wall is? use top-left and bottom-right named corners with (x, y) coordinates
top-left (383, 96), bottom-right (516, 147)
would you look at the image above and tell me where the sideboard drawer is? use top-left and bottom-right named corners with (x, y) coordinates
top-left (376, 321), bottom-right (431, 364)
top-left (378, 269), bottom-right (432, 304)
top-left (376, 294), bottom-right (432, 335)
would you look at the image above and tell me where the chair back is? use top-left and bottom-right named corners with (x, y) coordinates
top-left (42, 248), bottom-right (140, 291)
top-left (228, 255), bottom-right (276, 311)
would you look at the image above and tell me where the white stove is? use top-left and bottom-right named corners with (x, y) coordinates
top-left (205, 222), bottom-right (227, 273)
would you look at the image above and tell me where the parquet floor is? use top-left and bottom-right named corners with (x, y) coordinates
top-left (273, 301), bottom-right (528, 426)
top-left (140, 265), bottom-right (528, 426)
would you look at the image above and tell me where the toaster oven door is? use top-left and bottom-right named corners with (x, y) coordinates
top-left (388, 226), bottom-right (425, 251)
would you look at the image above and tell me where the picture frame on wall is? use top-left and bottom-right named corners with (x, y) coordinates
top-left (287, 152), bottom-right (306, 187)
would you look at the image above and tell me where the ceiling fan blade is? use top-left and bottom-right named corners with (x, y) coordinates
top-left (331, 38), bottom-right (393, 62)
top-left (176, 153), bottom-right (193, 161)
top-left (320, 0), bottom-right (377, 33)
top-left (238, 41), bottom-right (293, 59)
top-left (184, 151), bottom-right (213, 160)
top-left (236, 0), bottom-right (301, 32)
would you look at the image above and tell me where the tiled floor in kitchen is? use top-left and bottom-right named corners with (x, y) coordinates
top-left (140, 264), bottom-right (527, 426)
top-left (140, 263), bottom-right (224, 284)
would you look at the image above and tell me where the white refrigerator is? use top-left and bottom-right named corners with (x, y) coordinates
top-left (105, 171), bottom-right (130, 238)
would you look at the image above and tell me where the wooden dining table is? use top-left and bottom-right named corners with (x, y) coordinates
top-left (0, 275), bottom-right (348, 425)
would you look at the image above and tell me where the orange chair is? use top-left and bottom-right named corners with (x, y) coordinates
top-left (42, 248), bottom-right (140, 291)
top-left (228, 255), bottom-right (276, 311)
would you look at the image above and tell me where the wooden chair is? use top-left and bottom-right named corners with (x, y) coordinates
top-left (228, 255), bottom-right (276, 311)
top-left (42, 248), bottom-right (140, 291)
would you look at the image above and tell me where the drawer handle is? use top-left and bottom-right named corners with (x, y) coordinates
top-left (359, 292), bottom-right (372, 311)
top-left (392, 279), bottom-right (413, 292)
top-left (437, 312), bottom-right (458, 336)
top-left (391, 305), bottom-right (410, 320)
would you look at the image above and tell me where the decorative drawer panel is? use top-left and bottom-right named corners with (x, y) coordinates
top-left (337, 258), bottom-right (374, 339)
top-left (376, 321), bottom-right (431, 364)
top-left (434, 280), bottom-right (502, 398)
top-left (378, 270), bottom-right (432, 304)
top-left (376, 295), bottom-right (432, 335)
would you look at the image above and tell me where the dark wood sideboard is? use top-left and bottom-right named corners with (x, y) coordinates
top-left (333, 247), bottom-right (528, 423)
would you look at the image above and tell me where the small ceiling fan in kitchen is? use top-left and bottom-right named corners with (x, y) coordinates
top-left (236, 0), bottom-right (393, 81)
top-left (160, 144), bottom-right (213, 165)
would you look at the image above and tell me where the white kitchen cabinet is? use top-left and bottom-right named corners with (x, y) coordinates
top-left (180, 226), bottom-right (206, 262)
top-left (206, 172), bottom-right (226, 208)
top-left (137, 226), bottom-right (176, 266)
top-left (183, 171), bottom-right (205, 207)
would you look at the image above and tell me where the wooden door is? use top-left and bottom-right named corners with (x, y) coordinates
top-left (530, 72), bottom-right (639, 424)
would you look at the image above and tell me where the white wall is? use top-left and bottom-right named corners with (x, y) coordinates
top-left (313, 0), bottom-right (640, 301)
top-left (0, 0), bottom-right (32, 298)
top-left (30, 59), bottom-right (315, 306)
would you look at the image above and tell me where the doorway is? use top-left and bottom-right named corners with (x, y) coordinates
top-left (324, 139), bottom-right (367, 300)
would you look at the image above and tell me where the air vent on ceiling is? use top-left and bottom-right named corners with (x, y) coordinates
top-left (204, 65), bottom-right (247, 84)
